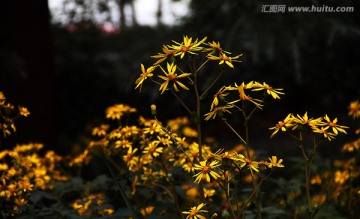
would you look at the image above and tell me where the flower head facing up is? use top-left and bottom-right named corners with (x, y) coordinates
top-left (267, 156), bottom-right (284, 168)
top-left (193, 160), bottom-right (221, 183)
top-left (158, 62), bottom-right (191, 94)
top-left (250, 82), bottom-right (285, 99)
top-left (135, 64), bottom-right (156, 92)
top-left (182, 203), bottom-right (207, 219)
top-left (171, 36), bottom-right (207, 59)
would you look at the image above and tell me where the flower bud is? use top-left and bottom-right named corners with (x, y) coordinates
top-left (151, 104), bottom-right (157, 116)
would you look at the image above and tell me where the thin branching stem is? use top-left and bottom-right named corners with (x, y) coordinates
top-left (96, 146), bottom-right (142, 219)
top-left (200, 69), bottom-right (224, 100)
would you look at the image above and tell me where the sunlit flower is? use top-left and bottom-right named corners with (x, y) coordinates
top-left (105, 104), bottom-right (137, 120)
top-left (158, 62), bottom-right (191, 94)
top-left (203, 188), bottom-right (216, 198)
top-left (92, 124), bottom-right (109, 137)
top-left (151, 45), bottom-right (176, 65)
top-left (0, 92), bottom-right (5, 105)
top-left (334, 170), bottom-right (349, 184)
top-left (203, 41), bottom-right (230, 55)
top-left (348, 100), bottom-right (360, 119)
top-left (18, 106), bottom-right (30, 117)
top-left (123, 147), bottom-right (139, 170)
top-left (313, 126), bottom-right (336, 141)
top-left (182, 161), bottom-right (195, 173)
top-left (210, 86), bottom-right (238, 111)
top-left (115, 138), bottom-right (132, 148)
top-left (323, 114), bottom-right (348, 135)
top-left (204, 105), bottom-right (233, 121)
top-left (269, 113), bottom-right (295, 138)
top-left (182, 203), bottom-right (208, 219)
top-left (171, 36), bottom-right (207, 59)
top-left (135, 64), bottom-right (156, 91)
top-left (250, 82), bottom-right (285, 99)
top-left (237, 82), bottom-right (263, 109)
top-left (207, 52), bottom-right (242, 68)
top-left (193, 160), bottom-right (221, 183)
top-left (267, 156), bottom-right (284, 168)
top-left (143, 142), bottom-right (163, 157)
top-left (292, 112), bottom-right (323, 131)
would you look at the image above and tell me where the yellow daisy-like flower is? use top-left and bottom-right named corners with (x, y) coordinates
top-left (105, 104), bottom-right (137, 120)
top-left (143, 142), bottom-right (163, 157)
top-left (135, 64), bottom-right (156, 92)
top-left (348, 100), bottom-right (360, 119)
top-left (207, 52), bottom-right (242, 68)
top-left (323, 114), bottom-right (348, 135)
top-left (237, 82), bottom-right (263, 109)
top-left (92, 124), bottom-right (109, 137)
top-left (267, 156), bottom-right (284, 168)
top-left (193, 160), bottom-right (221, 183)
top-left (171, 36), bottom-right (207, 59)
top-left (292, 112), bottom-right (322, 130)
top-left (151, 45), bottom-right (176, 65)
top-left (204, 105), bottom-right (233, 121)
top-left (182, 203), bottom-right (208, 219)
top-left (158, 62), bottom-right (191, 94)
top-left (18, 106), bottom-right (30, 117)
top-left (269, 113), bottom-right (294, 138)
top-left (313, 126), bottom-right (336, 141)
top-left (250, 82), bottom-right (285, 99)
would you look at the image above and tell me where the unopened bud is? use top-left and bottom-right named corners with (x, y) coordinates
top-left (151, 104), bottom-right (157, 116)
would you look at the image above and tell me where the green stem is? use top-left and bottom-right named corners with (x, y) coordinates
top-left (159, 157), bottom-right (185, 219)
top-left (171, 89), bottom-right (193, 115)
top-left (200, 69), bottom-right (224, 100)
top-left (96, 146), bottom-right (142, 219)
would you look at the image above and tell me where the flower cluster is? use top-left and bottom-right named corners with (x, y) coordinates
top-left (0, 143), bottom-right (67, 216)
top-left (135, 36), bottom-right (243, 94)
top-left (204, 81), bottom-right (284, 120)
top-left (72, 193), bottom-right (114, 216)
top-left (0, 91), bottom-right (30, 139)
top-left (269, 112), bottom-right (348, 140)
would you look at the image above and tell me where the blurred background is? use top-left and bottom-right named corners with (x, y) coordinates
top-left (1, 0), bottom-right (359, 156)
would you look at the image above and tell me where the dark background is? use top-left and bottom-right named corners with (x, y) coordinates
top-left (1, 0), bottom-right (359, 156)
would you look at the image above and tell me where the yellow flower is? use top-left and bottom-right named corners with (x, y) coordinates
top-left (135, 64), bottom-right (156, 92)
top-left (323, 114), bottom-right (348, 135)
top-left (151, 45), bottom-right (176, 65)
top-left (204, 105), bottom-right (233, 121)
top-left (171, 36), bottom-right (207, 59)
top-left (267, 156), bottom-right (284, 168)
top-left (207, 52), bottom-right (242, 68)
top-left (182, 161), bottom-right (195, 173)
top-left (348, 100), bottom-right (360, 119)
top-left (115, 138), bottom-right (132, 148)
top-left (250, 82), bottom-right (285, 99)
top-left (269, 113), bottom-right (294, 138)
top-left (237, 82), bottom-right (263, 109)
top-left (313, 126), bottom-right (336, 141)
top-left (105, 104), bottom-right (137, 120)
top-left (158, 62), bottom-right (191, 94)
top-left (123, 147), bottom-right (139, 171)
top-left (0, 91), bottom-right (5, 105)
top-left (182, 203), bottom-right (208, 219)
top-left (143, 142), bottom-right (163, 157)
top-left (292, 112), bottom-right (322, 130)
top-left (92, 124), bottom-right (109, 137)
top-left (203, 188), bottom-right (216, 198)
top-left (193, 160), bottom-right (221, 183)
top-left (18, 106), bottom-right (30, 117)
